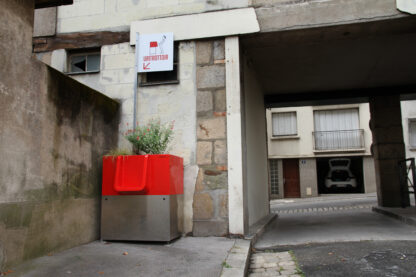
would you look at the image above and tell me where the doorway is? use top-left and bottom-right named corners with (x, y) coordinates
top-left (283, 159), bottom-right (301, 198)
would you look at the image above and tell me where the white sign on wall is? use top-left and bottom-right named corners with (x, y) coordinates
top-left (137, 32), bottom-right (174, 73)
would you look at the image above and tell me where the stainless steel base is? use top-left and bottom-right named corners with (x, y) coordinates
top-left (101, 195), bottom-right (180, 242)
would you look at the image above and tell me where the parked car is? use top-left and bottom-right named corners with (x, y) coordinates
top-left (325, 158), bottom-right (357, 189)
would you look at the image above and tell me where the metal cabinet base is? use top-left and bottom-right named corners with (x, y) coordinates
top-left (101, 195), bottom-right (180, 242)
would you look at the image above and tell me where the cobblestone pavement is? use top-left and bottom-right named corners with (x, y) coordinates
top-left (248, 251), bottom-right (303, 277)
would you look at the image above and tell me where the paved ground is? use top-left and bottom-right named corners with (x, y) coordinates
top-left (6, 237), bottom-right (235, 277)
top-left (286, 241), bottom-right (416, 277)
top-left (248, 251), bottom-right (303, 277)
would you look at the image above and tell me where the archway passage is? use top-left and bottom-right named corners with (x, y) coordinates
top-left (240, 16), bottom-right (416, 210)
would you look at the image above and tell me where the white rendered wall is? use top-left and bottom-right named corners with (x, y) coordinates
top-left (299, 158), bottom-right (318, 198)
top-left (57, 0), bottom-right (249, 34)
top-left (243, 57), bottom-right (270, 227)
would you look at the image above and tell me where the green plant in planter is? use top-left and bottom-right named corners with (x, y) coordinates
top-left (125, 119), bottom-right (174, 155)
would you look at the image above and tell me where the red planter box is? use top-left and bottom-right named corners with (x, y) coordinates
top-left (102, 154), bottom-right (183, 196)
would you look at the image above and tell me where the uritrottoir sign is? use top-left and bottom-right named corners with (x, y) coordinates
top-left (137, 32), bottom-right (174, 73)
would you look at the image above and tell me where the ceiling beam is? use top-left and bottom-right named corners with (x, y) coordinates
top-left (264, 84), bottom-right (416, 108)
top-left (35, 0), bottom-right (73, 9)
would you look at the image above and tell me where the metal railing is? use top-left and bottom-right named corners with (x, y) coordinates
top-left (313, 129), bottom-right (365, 151)
top-left (398, 158), bottom-right (416, 207)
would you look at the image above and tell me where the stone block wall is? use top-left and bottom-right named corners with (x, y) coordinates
top-left (193, 39), bottom-right (229, 236)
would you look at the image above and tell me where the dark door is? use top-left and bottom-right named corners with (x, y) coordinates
top-left (283, 159), bottom-right (300, 198)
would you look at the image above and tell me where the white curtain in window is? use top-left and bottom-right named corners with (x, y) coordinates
top-left (314, 109), bottom-right (360, 150)
top-left (409, 120), bottom-right (416, 148)
top-left (272, 112), bottom-right (297, 136)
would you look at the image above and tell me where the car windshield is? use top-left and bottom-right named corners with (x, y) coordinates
top-left (330, 160), bottom-right (349, 167)
top-left (331, 170), bottom-right (349, 181)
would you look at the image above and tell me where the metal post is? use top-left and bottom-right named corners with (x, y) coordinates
top-left (399, 160), bottom-right (407, 208)
top-left (133, 33), bottom-right (139, 129)
top-left (411, 158), bottom-right (416, 205)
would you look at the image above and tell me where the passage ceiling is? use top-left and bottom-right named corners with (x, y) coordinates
top-left (241, 16), bottom-right (416, 97)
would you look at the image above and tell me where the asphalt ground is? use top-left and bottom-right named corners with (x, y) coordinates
top-left (269, 240), bottom-right (416, 277)
top-left (255, 209), bottom-right (416, 248)
top-left (254, 194), bottom-right (416, 276)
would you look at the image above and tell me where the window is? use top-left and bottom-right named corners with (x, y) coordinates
top-left (409, 119), bottom-right (416, 149)
top-left (140, 42), bottom-right (179, 86)
top-left (270, 159), bottom-right (279, 195)
top-left (313, 108), bottom-right (363, 150)
top-left (68, 49), bottom-right (100, 74)
top-left (272, 112), bottom-right (297, 136)
top-left (314, 109), bottom-right (359, 132)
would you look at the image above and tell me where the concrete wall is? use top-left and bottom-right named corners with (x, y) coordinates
top-left (47, 43), bottom-right (134, 144)
top-left (299, 158), bottom-right (318, 198)
top-left (363, 156), bottom-right (377, 193)
top-left (243, 56), bottom-right (270, 227)
top-left (51, 0), bottom-right (407, 35)
top-left (0, 0), bottom-right (119, 270)
top-left (253, 0), bottom-right (405, 33)
top-left (56, 0), bottom-right (249, 34)
top-left (400, 100), bottom-right (416, 159)
top-left (33, 7), bottom-right (56, 37)
top-left (267, 104), bottom-right (373, 158)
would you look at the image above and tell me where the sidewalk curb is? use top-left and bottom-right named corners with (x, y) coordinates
top-left (372, 206), bottom-right (416, 227)
top-left (246, 213), bottom-right (277, 246)
top-left (220, 214), bottom-right (277, 277)
top-left (220, 239), bottom-right (251, 277)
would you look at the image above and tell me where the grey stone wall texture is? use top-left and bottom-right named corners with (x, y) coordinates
top-left (193, 39), bottom-right (229, 236)
top-left (0, 0), bottom-right (119, 270)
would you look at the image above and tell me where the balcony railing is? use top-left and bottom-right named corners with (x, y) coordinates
top-left (313, 129), bottom-right (365, 151)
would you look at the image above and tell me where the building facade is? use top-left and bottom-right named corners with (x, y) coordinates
top-left (266, 104), bottom-right (377, 199)
top-left (34, 0), bottom-right (412, 235)
top-left (1, 0), bottom-right (415, 271)
top-left (34, 1), bottom-right (269, 237)
top-left (27, 0), bottom-right (416, 257)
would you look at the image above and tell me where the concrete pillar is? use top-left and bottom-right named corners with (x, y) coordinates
top-left (369, 94), bottom-right (409, 207)
top-left (226, 36), bottom-right (247, 235)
